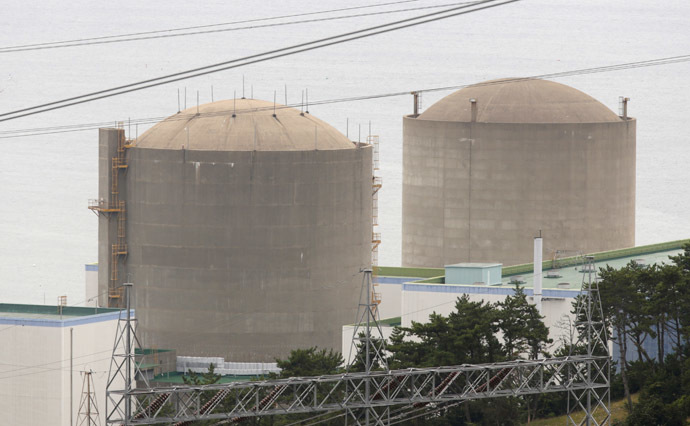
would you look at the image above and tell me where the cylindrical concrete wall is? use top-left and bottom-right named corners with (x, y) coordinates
top-left (98, 100), bottom-right (372, 361)
top-left (402, 79), bottom-right (636, 267)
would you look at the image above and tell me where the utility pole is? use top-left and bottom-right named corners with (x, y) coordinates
top-left (71, 327), bottom-right (74, 426)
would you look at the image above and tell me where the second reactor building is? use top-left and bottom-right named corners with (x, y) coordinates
top-left (94, 99), bottom-right (373, 362)
top-left (402, 78), bottom-right (636, 267)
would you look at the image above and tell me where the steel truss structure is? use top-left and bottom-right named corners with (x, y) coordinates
top-left (109, 355), bottom-right (608, 425)
top-left (107, 265), bottom-right (611, 425)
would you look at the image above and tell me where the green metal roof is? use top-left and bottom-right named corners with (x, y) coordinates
top-left (379, 317), bottom-right (401, 327)
top-left (494, 248), bottom-right (682, 290)
top-left (136, 348), bottom-right (174, 355)
top-left (150, 371), bottom-right (261, 384)
top-left (0, 303), bottom-right (121, 319)
top-left (376, 239), bottom-right (690, 290)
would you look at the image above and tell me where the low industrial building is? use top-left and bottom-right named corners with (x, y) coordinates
top-left (343, 240), bottom-right (688, 362)
top-left (0, 304), bottom-right (127, 426)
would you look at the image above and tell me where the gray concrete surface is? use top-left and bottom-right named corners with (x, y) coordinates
top-left (97, 128), bottom-right (120, 308)
top-left (402, 79), bottom-right (636, 267)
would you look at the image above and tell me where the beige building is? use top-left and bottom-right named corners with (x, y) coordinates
top-left (402, 78), bottom-right (636, 267)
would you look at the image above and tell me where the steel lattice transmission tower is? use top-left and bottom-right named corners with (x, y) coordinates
top-left (106, 283), bottom-right (152, 425)
top-left (345, 268), bottom-right (390, 425)
top-left (78, 370), bottom-right (101, 426)
top-left (567, 256), bottom-right (611, 425)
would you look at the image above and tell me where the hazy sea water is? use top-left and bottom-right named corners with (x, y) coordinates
top-left (0, 0), bottom-right (688, 304)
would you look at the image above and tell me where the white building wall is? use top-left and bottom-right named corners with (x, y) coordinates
top-left (2, 325), bottom-right (65, 426)
top-left (0, 311), bottom-right (126, 426)
top-left (341, 324), bottom-right (396, 365)
top-left (347, 280), bottom-right (579, 358)
top-left (84, 264), bottom-right (99, 307)
top-left (376, 281), bottom-right (402, 321)
top-left (401, 286), bottom-right (506, 327)
top-left (401, 284), bottom-right (577, 351)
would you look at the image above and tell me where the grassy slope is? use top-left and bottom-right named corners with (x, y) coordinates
top-left (528, 394), bottom-right (638, 425)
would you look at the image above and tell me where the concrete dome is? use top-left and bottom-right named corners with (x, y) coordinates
top-left (418, 78), bottom-right (621, 123)
top-left (136, 98), bottom-right (354, 151)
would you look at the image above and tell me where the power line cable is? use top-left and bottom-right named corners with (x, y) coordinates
top-left (1, 53), bottom-right (688, 139)
top-left (0, 356), bottom-right (112, 381)
top-left (289, 397), bottom-right (463, 426)
top-left (0, 266), bottom-right (556, 385)
top-left (0, 0), bottom-right (497, 119)
top-left (0, 0), bottom-right (518, 123)
top-left (0, 0), bottom-right (425, 52)
top-left (0, 1), bottom-right (476, 53)
top-left (389, 400), bottom-right (465, 425)
top-left (281, 410), bottom-right (346, 426)
top-left (0, 350), bottom-right (113, 375)
top-left (0, 269), bottom-right (363, 380)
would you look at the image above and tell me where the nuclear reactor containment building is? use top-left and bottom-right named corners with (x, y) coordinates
top-left (402, 78), bottom-right (636, 267)
top-left (96, 99), bottom-right (373, 362)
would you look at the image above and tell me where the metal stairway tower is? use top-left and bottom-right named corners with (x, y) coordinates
top-left (88, 127), bottom-right (132, 307)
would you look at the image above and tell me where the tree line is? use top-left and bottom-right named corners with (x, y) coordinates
top-left (597, 243), bottom-right (690, 425)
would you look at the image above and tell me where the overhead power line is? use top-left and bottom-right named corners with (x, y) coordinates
top-left (0, 53), bottom-right (688, 139)
top-left (0, 0), bottom-right (424, 52)
top-left (0, 0), bottom-right (518, 123)
top-left (0, 1), bottom-right (475, 53)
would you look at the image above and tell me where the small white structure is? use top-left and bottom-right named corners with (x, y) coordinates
top-left (0, 303), bottom-right (126, 426)
top-left (341, 323), bottom-right (397, 365)
top-left (84, 263), bottom-right (98, 307)
top-left (176, 356), bottom-right (281, 376)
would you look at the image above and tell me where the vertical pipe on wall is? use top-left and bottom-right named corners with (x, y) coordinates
top-left (70, 327), bottom-right (73, 426)
top-left (534, 233), bottom-right (543, 314)
top-left (470, 98), bottom-right (477, 122)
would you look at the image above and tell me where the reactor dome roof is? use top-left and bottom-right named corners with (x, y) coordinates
top-left (136, 99), bottom-right (354, 151)
top-left (417, 78), bottom-right (621, 124)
